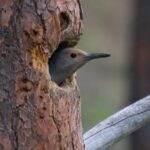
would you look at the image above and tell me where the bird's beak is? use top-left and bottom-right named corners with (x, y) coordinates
top-left (85, 53), bottom-right (110, 61)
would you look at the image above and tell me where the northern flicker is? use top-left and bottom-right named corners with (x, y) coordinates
top-left (49, 47), bottom-right (110, 85)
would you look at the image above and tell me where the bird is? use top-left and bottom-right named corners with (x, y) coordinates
top-left (49, 47), bottom-right (110, 85)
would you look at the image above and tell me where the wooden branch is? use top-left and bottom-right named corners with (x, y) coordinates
top-left (84, 95), bottom-right (150, 150)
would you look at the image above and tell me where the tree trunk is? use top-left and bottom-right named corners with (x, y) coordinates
top-left (130, 0), bottom-right (150, 150)
top-left (0, 0), bottom-right (83, 149)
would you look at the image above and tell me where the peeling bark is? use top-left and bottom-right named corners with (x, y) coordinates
top-left (0, 0), bottom-right (83, 149)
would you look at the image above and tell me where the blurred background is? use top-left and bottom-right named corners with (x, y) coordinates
top-left (77, 0), bottom-right (150, 150)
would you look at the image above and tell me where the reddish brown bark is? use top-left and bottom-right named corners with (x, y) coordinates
top-left (0, 0), bottom-right (83, 149)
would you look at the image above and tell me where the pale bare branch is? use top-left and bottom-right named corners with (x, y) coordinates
top-left (84, 95), bottom-right (150, 150)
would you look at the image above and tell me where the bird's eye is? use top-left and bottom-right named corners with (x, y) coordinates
top-left (70, 53), bottom-right (77, 58)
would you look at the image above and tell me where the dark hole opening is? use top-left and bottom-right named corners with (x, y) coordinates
top-left (32, 29), bottom-right (39, 36)
top-left (60, 12), bottom-right (70, 31)
top-left (57, 41), bottom-right (70, 50)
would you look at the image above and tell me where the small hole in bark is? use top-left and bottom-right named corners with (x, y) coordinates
top-left (32, 29), bottom-right (39, 36)
top-left (24, 30), bottom-right (29, 37)
top-left (39, 95), bottom-right (43, 100)
top-left (22, 77), bottom-right (28, 83)
top-left (39, 115), bottom-right (44, 119)
top-left (60, 12), bottom-right (70, 31)
top-left (43, 107), bottom-right (47, 110)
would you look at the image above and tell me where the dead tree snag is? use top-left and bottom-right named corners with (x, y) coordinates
top-left (0, 0), bottom-right (83, 149)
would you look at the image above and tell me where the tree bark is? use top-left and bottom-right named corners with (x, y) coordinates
top-left (0, 0), bottom-right (83, 149)
top-left (130, 0), bottom-right (150, 150)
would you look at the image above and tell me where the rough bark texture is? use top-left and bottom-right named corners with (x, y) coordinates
top-left (0, 0), bottom-right (83, 149)
top-left (130, 1), bottom-right (150, 150)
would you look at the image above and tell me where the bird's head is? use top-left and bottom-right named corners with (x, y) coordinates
top-left (56, 48), bottom-right (110, 71)
top-left (49, 47), bottom-right (110, 85)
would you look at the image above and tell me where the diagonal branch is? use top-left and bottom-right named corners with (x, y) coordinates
top-left (84, 95), bottom-right (150, 150)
